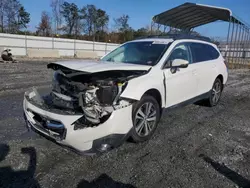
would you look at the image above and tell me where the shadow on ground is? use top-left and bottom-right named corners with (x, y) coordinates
top-left (0, 143), bottom-right (40, 188)
top-left (199, 154), bottom-right (250, 188)
top-left (77, 173), bottom-right (136, 188)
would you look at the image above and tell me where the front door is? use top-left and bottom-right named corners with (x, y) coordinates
top-left (163, 43), bottom-right (198, 108)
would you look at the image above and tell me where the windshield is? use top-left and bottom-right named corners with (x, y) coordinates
top-left (101, 41), bottom-right (170, 66)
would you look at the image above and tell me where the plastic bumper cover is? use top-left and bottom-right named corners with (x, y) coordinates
top-left (23, 93), bottom-right (133, 154)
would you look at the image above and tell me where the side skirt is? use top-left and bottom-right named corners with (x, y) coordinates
top-left (162, 91), bottom-right (211, 113)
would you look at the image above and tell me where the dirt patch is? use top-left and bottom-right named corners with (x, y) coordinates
top-left (0, 62), bottom-right (250, 188)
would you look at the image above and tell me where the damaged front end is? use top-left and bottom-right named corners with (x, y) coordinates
top-left (25, 63), bottom-right (148, 130)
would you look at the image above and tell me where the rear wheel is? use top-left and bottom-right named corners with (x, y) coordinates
top-left (130, 95), bottom-right (160, 142)
top-left (207, 78), bottom-right (223, 107)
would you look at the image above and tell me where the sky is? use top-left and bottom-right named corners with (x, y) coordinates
top-left (20, 0), bottom-right (250, 38)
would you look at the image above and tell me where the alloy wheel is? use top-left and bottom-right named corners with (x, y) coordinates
top-left (134, 102), bottom-right (157, 137)
top-left (212, 81), bottom-right (221, 105)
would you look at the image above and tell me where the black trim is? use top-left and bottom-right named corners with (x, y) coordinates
top-left (88, 130), bottom-right (132, 155)
top-left (163, 72), bottom-right (167, 105)
top-left (163, 91), bottom-right (210, 113)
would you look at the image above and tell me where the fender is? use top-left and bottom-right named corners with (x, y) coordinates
top-left (120, 69), bottom-right (166, 107)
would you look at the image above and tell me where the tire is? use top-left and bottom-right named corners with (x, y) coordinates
top-left (130, 95), bottom-right (161, 143)
top-left (206, 78), bottom-right (223, 107)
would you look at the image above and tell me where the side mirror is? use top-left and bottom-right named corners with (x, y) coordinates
top-left (172, 59), bottom-right (189, 68)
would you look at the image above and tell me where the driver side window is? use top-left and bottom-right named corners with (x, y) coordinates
top-left (165, 44), bottom-right (190, 68)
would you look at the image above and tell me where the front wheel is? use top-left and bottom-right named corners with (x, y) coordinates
top-left (130, 95), bottom-right (161, 143)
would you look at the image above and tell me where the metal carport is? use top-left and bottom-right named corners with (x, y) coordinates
top-left (151, 2), bottom-right (250, 67)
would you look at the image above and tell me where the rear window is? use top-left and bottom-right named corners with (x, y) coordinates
top-left (189, 43), bottom-right (220, 63)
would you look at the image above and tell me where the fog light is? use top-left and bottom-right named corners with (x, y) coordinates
top-left (98, 144), bottom-right (111, 152)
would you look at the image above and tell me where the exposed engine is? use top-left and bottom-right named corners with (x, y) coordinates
top-left (37, 65), bottom-right (146, 127)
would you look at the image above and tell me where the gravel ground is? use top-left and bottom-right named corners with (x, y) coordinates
top-left (0, 61), bottom-right (250, 188)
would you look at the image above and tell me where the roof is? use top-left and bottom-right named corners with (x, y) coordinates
top-left (135, 34), bottom-right (212, 43)
top-left (153, 2), bottom-right (245, 30)
top-left (132, 38), bottom-right (174, 43)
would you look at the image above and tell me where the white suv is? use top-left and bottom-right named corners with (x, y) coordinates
top-left (23, 35), bottom-right (228, 155)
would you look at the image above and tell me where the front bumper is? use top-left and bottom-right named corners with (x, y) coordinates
top-left (23, 91), bottom-right (133, 155)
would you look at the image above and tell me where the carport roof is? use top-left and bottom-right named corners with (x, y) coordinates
top-left (152, 2), bottom-right (245, 30)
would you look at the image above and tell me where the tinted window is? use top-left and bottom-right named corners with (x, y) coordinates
top-left (189, 43), bottom-right (219, 63)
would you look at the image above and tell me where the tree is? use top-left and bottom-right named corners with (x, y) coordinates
top-left (17, 6), bottom-right (30, 29)
top-left (0, 0), bottom-right (30, 33)
top-left (36, 11), bottom-right (52, 36)
top-left (5, 0), bottom-right (21, 32)
top-left (0, 0), bottom-right (6, 32)
top-left (134, 27), bottom-right (149, 38)
top-left (60, 2), bottom-right (80, 36)
top-left (114, 15), bottom-right (129, 32)
top-left (96, 9), bottom-right (109, 32)
top-left (81, 5), bottom-right (97, 37)
top-left (114, 15), bottom-right (131, 42)
top-left (50, 0), bottom-right (63, 34)
top-left (81, 5), bottom-right (109, 41)
top-left (95, 9), bottom-right (109, 41)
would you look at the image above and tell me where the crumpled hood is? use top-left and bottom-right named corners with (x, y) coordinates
top-left (48, 60), bottom-right (151, 73)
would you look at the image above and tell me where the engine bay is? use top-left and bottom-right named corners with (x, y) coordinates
top-left (26, 64), bottom-right (148, 129)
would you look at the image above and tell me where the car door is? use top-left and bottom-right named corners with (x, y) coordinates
top-left (163, 43), bottom-right (198, 108)
top-left (189, 43), bottom-right (218, 96)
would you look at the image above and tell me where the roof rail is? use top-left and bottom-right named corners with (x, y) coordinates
top-left (136, 34), bottom-right (212, 42)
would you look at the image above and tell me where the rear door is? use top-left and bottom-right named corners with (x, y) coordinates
top-left (163, 43), bottom-right (198, 108)
top-left (189, 42), bottom-right (219, 95)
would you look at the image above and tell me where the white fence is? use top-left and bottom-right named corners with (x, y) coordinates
top-left (0, 33), bottom-right (119, 57)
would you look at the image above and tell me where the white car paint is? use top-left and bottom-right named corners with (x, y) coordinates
top-left (23, 92), bottom-right (133, 152)
top-left (50, 60), bottom-right (151, 73)
top-left (23, 37), bottom-right (228, 154)
top-left (164, 63), bottom-right (198, 107)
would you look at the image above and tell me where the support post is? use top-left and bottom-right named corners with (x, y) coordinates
top-left (163, 26), bottom-right (167, 33)
top-left (105, 42), bottom-right (107, 54)
top-left (246, 29), bottom-right (250, 64)
top-left (239, 25), bottom-right (245, 66)
top-left (229, 22), bottom-right (235, 65)
top-left (225, 17), bottom-right (232, 59)
top-left (157, 24), bottom-right (161, 35)
top-left (242, 27), bottom-right (247, 64)
top-left (25, 31), bottom-right (27, 56)
top-left (236, 24), bottom-right (242, 66)
top-left (74, 39), bottom-right (76, 57)
top-left (52, 35), bottom-right (54, 49)
top-left (232, 23), bottom-right (239, 66)
top-left (150, 21), bottom-right (154, 35)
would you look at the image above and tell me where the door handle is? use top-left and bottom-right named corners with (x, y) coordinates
top-left (192, 70), bottom-right (196, 74)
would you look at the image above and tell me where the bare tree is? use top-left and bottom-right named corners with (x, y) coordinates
top-left (50, 0), bottom-right (62, 35)
top-left (114, 15), bottom-right (133, 42)
top-left (81, 5), bottom-right (97, 38)
top-left (36, 11), bottom-right (52, 36)
top-left (0, 0), bottom-right (7, 32)
top-left (0, 0), bottom-right (29, 33)
top-left (114, 15), bottom-right (129, 32)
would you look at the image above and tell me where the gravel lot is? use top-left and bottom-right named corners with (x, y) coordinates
top-left (1, 61), bottom-right (250, 188)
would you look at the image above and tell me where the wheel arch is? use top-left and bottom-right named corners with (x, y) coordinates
top-left (143, 89), bottom-right (162, 108)
top-left (216, 74), bottom-right (224, 90)
top-left (217, 74), bottom-right (223, 83)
